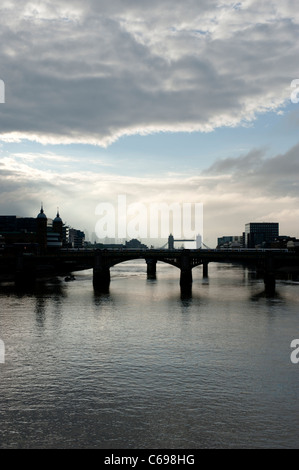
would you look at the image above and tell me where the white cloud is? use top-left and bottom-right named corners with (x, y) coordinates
top-left (0, 0), bottom-right (298, 145)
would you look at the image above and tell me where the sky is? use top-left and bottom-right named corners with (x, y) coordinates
top-left (0, 0), bottom-right (299, 247)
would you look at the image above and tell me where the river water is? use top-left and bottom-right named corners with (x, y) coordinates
top-left (0, 261), bottom-right (298, 449)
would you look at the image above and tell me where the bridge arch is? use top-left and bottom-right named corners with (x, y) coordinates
top-left (92, 250), bottom-right (205, 293)
top-left (108, 257), bottom-right (181, 269)
top-left (103, 254), bottom-right (204, 270)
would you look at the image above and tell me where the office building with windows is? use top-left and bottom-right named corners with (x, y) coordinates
top-left (245, 222), bottom-right (279, 248)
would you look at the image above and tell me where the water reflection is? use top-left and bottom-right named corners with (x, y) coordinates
top-left (180, 295), bottom-right (193, 308)
top-left (146, 277), bottom-right (157, 285)
top-left (180, 290), bottom-right (192, 301)
top-left (93, 291), bottom-right (111, 307)
top-left (250, 289), bottom-right (283, 302)
top-left (35, 296), bottom-right (47, 327)
top-left (0, 278), bottom-right (65, 296)
top-left (0, 279), bottom-right (66, 331)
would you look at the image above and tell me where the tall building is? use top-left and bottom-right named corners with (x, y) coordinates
top-left (36, 205), bottom-right (48, 253)
top-left (53, 209), bottom-right (63, 242)
top-left (245, 222), bottom-right (279, 248)
top-left (69, 228), bottom-right (85, 248)
top-left (62, 225), bottom-right (70, 246)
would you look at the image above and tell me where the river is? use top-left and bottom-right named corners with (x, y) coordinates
top-left (0, 261), bottom-right (298, 449)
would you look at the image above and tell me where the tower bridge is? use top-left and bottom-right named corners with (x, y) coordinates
top-left (1, 247), bottom-right (299, 296)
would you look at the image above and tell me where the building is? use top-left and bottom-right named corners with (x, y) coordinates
top-left (0, 215), bottom-right (39, 251)
top-left (287, 239), bottom-right (299, 252)
top-left (36, 205), bottom-right (48, 253)
top-left (0, 215), bottom-right (38, 233)
top-left (62, 225), bottom-right (70, 246)
top-left (271, 236), bottom-right (295, 249)
top-left (53, 210), bottom-right (63, 242)
top-left (0, 216), bottom-right (18, 233)
top-left (125, 238), bottom-right (148, 249)
top-left (217, 235), bottom-right (244, 249)
top-left (0, 206), bottom-right (71, 252)
top-left (69, 228), bottom-right (85, 249)
top-left (245, 222), bottom-right (279, 248)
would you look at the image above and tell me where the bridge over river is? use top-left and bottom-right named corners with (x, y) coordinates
top-left (1, 248), bottom-right (299, 295)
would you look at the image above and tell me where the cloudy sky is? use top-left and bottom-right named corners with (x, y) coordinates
top-left (0, 0), bottom-right (299, 246)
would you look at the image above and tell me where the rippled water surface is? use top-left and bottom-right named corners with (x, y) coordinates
top-left (0, 261), bottom-right (298, 448)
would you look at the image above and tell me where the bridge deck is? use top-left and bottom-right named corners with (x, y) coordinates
top-left (1, 248), bottom-right (298, 284)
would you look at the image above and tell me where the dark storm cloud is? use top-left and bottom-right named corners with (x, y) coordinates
top-left (204, 143), bottom-right (299, 198)
top-left (0, 0), bottom-right (298, 145)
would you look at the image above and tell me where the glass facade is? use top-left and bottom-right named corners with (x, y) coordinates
top-left (245, 223), bottom-right (279, 248)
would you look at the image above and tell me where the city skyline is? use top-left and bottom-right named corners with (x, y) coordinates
top-left (0, 203), bottom-right (294, 250)
top-left (0, 1), bottom-right (299, 247)
top-left (1, 1), bottom-right (299, 451)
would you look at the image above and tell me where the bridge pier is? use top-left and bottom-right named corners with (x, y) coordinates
top-left (264, 274), bottom-right (276, 296)
top-left (93, 253), bottom-right (110, 292)
top-left (180, 269), bottom-right (193, 290)
top-left (93, 266), bottom-right (110, 292)
top-left (180, 251), bottom-right (193, 294)
top-left (203, 262), bottom-right (209, 278)
top-left (146, 258), bottom-right (157, 279)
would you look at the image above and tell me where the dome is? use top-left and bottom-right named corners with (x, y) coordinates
top-left (37, 206), bottom-right (47, 219)
top-left (53, 210), bottom-right (62, 223)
